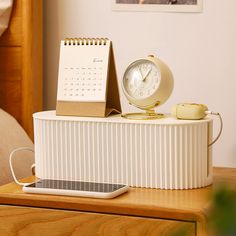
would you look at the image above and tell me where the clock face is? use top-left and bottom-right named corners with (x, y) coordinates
top-left (123, 59), bottom-right (161, 100)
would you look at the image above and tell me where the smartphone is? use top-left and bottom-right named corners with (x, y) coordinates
top-left (23, 179), bottom-right (129, 199)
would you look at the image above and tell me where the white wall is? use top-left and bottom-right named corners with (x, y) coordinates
top-left (44, 0), bottom-right (236, 167)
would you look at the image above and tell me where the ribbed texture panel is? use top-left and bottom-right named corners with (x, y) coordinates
top-left (34, 117), bottom-right (213, 189)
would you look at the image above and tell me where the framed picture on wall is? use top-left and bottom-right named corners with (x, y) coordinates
top-left (112, 0), bottom-right (203, 13)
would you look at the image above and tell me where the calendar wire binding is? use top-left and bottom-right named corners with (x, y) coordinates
top-left (64, 38), bottom-right (109, 46)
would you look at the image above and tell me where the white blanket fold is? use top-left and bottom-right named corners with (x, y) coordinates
top-left (0, 0), bottom-right (13, 37)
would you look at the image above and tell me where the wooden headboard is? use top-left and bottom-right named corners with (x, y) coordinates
top-left (0, 0), bottom-right (43, 139)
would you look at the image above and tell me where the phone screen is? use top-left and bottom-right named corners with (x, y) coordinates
top-left (26, 179), bottom-right (126, 193)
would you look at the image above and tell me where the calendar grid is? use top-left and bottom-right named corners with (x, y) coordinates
top-left (57, 38), bottom-right (110, 102)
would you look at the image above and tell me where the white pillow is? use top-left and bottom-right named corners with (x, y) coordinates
top-left (0, 0), bottom-right (13, 37)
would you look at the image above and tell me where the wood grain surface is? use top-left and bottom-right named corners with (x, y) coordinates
top-left (0, 47), bottom-right (21, 80)
top-left (0, 205), bottom-right (195, 236)
top-left (0, 175), bottom-right (211, 223)
top-left (21, 0), bottom-right (43, 139)
top-left (1, 168), bottom-right (233, 224)
top-left (0, 47), bottom-right (22, 121)
top-left (0, 0), bottom-right (43, 139)
top-left (0, 167), bottom-right (235, 236)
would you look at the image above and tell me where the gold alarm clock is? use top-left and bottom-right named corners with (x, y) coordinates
top-left (122, 55), bottom-right (174, 119)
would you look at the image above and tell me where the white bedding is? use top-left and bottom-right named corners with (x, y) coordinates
top-left (0, 0), bottom-right (13, 37)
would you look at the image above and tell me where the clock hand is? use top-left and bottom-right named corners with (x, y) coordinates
top-left (138, 67), bottom-right (144, 80)
top-left (142, 67), bottom-right (152, 81)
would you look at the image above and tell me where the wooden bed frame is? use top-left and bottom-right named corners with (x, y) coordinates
top-left (0, 0), bottom-right (43, 139)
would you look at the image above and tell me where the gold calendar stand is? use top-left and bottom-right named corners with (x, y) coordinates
top-left (56, 38), bottom-right (121, 117)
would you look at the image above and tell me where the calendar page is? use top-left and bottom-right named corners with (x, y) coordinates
top-left (57, 39), bottom-right (110, 102)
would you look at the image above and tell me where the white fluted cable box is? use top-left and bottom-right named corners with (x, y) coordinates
top-left (33, 111), bottom-right (213, 190)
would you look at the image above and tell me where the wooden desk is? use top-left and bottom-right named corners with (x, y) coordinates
top-left (0, 167), bottom-right (235, 236)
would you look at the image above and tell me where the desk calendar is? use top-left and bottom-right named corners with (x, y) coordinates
top-left (56, 38), bottom-right (121, 117)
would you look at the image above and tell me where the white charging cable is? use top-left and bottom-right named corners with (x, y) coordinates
top-left (9, 147), bottom-right (35, 186)
top-left (205, 111), bottom-right (223, 147)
